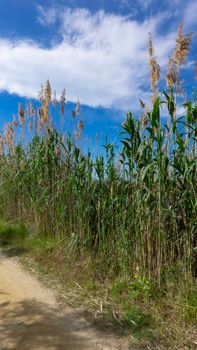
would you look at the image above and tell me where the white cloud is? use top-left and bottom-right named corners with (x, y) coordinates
top-left (0, 8), bottom-right (179, 110)
top-left (37, 5), bottom-right (57, 26)
top-left (176, 105), bottom-right (186, 116)
top-left (183, 1), bottom-right (197, 29)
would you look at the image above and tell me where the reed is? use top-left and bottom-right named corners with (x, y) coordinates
top-left (0, 25), bottom-right (196, 287)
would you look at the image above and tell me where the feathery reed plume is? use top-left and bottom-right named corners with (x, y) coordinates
top-left (166, 23), bottom-right (193, 94)
top-left (38, 84), bottom-right (44, 102)
top-left (45, 80), bottom-right (52, 102)
top-left (0, 133), bottom-right (4, 155)
top-left (174, 23), bottom-right (193, 67)
top-left (148, 33), bottom-right (161, 100)
top-left (25, 102), bottom-right (30, 118)
top-left (42, 99), bottom-right (49, 125)
top-left (38, 107), bottom-right (44, 130)
top-left (74, 130), bottom-right (81, 140)
top-left (177, 79), bottom-right (186, 97)
top-left (28, 121), bottom-right (33, 133)
top-left (12, 114), bottom-right (18, 127)
top-left (38, 80), bottom-right (52, 128)
top-left (76, 97), bottom-right (81, 115)
top-left (33, 114), bottom-right (37, 133)
top-left (3, 122), bottom-right (15, 152)
top-left (52, 90), bottom-right (57, 106)
top-left (139, 99), bottom-right (148, 128)
top-left (78, 119), bottom-right (84, 132)
top-left (60, 89), bottom-right (66, 117)
top-left (29, 101), bottom-right (36, 117)
top-left (166, 57), bottom-right (179, 88)
top-left (18, 103), bottom-right (26, 126)
top-left (141, 114), bottom-right (148, 128)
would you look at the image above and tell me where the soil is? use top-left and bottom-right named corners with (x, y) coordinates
top-left (0, 251), bottom-right (131, 350)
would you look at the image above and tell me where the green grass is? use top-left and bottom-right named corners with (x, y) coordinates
top-left (0, 221), bottom-right (27, 246)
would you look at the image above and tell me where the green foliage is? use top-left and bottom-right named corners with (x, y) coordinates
top-left (26, 235), bottom-right (58, 255)
top-left (0, 221), bottom-right (27, 246)
top-left (0, 88), bottom-right (196, 288)
top-left (129, 274), bottom-right (156, 300)
top-left (122, 306), bottom-right (150, 332)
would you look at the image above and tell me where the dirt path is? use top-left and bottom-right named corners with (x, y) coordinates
top-left (0, 251), bottom-right (130, 350)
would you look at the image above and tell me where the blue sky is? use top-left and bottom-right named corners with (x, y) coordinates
top-left (0, 0), bottom-right (196, 145)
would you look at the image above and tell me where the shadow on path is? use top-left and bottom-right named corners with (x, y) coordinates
top-left (1, 247), bottom-right (27, 258)
top-left (0, 249), bottom-right (130, 350)
top-left (0, 297), bottom-right (102, 350)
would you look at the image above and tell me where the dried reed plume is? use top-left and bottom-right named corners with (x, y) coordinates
top-left (28, 121), bottom-right (33, 133)
top-left (37, 81), bottom-right (53, 130)
top-left (29, 101), bottom-right (36, 117)
top-left (18, 103), bottom-right (26, 126)
top-left (148, 33), bottom-right (161, 100)
top-left (33, 114), bottom-right (37, 133)
top-left (0, 133), bottom-right (4, 155)
top-left (42, 99), bottom-right (49, 125)
top-left (174, 23), bottom-right (193, 67)
top-left (38, 107), bottom-right (44, 130)
top-left (78, 119), bottom-right (84, 132)
top-left (12, 115), bottom-right (18, 127)
top-left (139, 100), bottom-right (148, 128)
top-left (60, 89), bottom-right (66, 117)
top-left (166, 24), bottom-right (192, 93)
top-left (25, 102), bottom-right (30, 118)
top-left (52, 90), bottom-right (57, 106)
top-left (3, 122), bottom-right (15, 152)
top-left (166, 57), bottom-right (178, 88)
top-left (38, 84), bottom-right (44, 102)
top-left (76, 97), bottom-right (81, 115)
top-left (74, 130), bottom-right (81, 140)
top-left (45, 80), bottom-right (52, 103)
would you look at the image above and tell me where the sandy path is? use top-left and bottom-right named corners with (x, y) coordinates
top-left (0, 251), bottom-right (130, 350)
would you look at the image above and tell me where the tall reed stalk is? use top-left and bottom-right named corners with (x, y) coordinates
top-left (0, 25), bottom-right (196, 285)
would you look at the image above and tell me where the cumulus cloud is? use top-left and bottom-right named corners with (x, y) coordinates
top-left (183, 1), bottom-right (197, 29)
top-left (0, 7), bottom-right (188, 110)
top-left (37, 5), bottom-right (57, 26)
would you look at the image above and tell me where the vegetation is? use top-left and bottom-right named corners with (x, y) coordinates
top-left (0, 24), bottom-right (196, 348)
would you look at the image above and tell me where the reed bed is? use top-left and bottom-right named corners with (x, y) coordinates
top-left (0, 25), bottom-right (196, 287)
